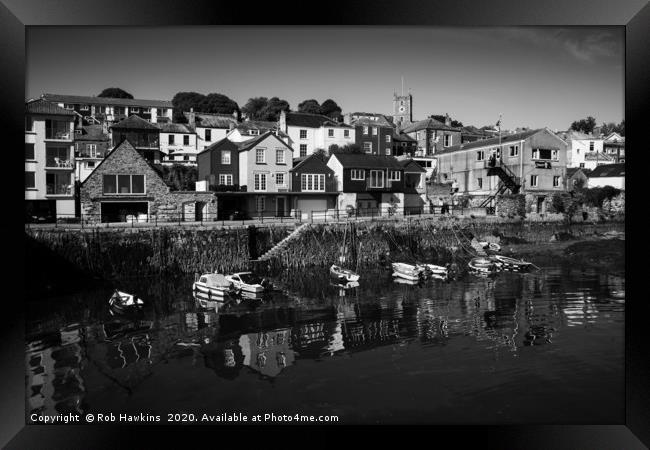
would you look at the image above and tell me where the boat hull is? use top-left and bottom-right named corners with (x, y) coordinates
top-left (330, 265), bottom-right (360, 282)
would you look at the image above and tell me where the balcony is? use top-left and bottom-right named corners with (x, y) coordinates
top-left (45, 131), bottom-right (72, 140)
top-left (46, 183), bottom-right (73, 196)
top-left (366, 179), bottom-right (395, 190)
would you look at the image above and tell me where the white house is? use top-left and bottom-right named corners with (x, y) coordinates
top-left (279, 111), bottom-right (355, 157)
top-left (159, 123), bottom-right (197, 165)
top-left (561, 130), bottom-right (604, 168)
top-left (587, 163), bottom-right (625, 190)
top-left (25, 99), bottom-right (77, 220)
top-left (184, 110), bottom-right (239, 151)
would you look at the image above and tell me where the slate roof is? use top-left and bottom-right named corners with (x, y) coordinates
top-left (566, 168), bottom-right (585, 178)
top-left (351, 116), bottom-right (394, 128)
top-left (75, 125), bottom-right (109, 141)
top-left (435, 129), bottom-right (542, 156)
top-left (196, 136), bottom-right (240, 156)
top-left (291, 153), bottom-right (333, 172)
top-left (330, 153), bottom-right (404, 170)
top-left (402, 118), bottom-right (460, 133)
top-left (236, 131), bottom-right (293, 153)
top-left (26, 99), bottom-right (76, 116)
top-left (184, 112), bottom-right (238, 129)
top-left (286, 112), bottom-right (351, 128)
top-left (158, 123), bottom-right (195, 134)
top-left (397, 158), bottom-right (427, 173)
top-left (392, 132), bottom-right (417, 142)
top-left (588, 163), bottom-right (625, 178)
top-left (110, 114), bottom-right (160, 130)
top-left (42, 93), bottom-right (172, 108)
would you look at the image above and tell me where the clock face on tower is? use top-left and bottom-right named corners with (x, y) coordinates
top-left (399, 106), bottom-right (405, 113)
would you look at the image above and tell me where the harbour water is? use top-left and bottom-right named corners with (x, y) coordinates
top-left (26, 262), bottom-right (625, 424)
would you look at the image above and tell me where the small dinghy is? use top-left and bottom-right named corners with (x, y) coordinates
top-left (109, 290), bottom-right (144, 314)
top-left (392, 262), bottom-right (426, 281)
top-left (479, 241), bottom-right (501, 252)
top-left (420, 264), bottom-right (449, 277)
top-left (468, 257), bottom-right (498, 273)
top-left (491, 255), bottom-right (533, 272)
top-left (225, 272), bottom-right (271, 293)
top-left (193, 273), bottom-right (238, 300)
top-left (330, 264), bottom-right (361, 282)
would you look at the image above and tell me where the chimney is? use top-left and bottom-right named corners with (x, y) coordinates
top-left (102, 120), bottom-right (108, 135)
top-left (279, 109), bottom-right (287, 132)
top-left (343, 113), bottom-right (352, 125)
top-left (188, 107), bottom-right (195, 128)
top-left (445, 113), bottom-right (451, 127)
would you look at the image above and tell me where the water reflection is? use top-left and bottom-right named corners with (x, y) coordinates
top-left (26, 263), bottom-right (625, 421)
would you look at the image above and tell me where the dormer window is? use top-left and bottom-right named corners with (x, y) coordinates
top-left (250, 129), bottom-right (260, 136)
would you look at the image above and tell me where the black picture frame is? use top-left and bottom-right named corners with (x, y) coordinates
top-left (4, 0), bottom-right (646, 448)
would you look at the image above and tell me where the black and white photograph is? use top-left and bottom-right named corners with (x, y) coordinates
top-left (4, 0), bottom-right (648, 447)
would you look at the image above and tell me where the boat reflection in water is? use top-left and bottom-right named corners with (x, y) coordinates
top-left (26, 264), bottom-right (625, 423)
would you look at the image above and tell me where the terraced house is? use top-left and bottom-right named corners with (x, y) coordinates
top-left (279, 111), bottom-right (355, 157)
top-left (25, 99), bottom-right (77, 221)
top-left (159, 122), bottom-right (197, 165)
top-left (434, 128), bottom-right (568, 213)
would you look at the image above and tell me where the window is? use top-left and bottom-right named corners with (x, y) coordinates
top-left (46, 172), bottom-right (72, 195)
top-left (369, 170), bottom-right (385, 188)
top-left (363, 142), bottom-right (372, 153)
top-left (276, 149), bottom-right (285, 164)
top-left (221, 150), bottom-right (231, 165)
top-left (131, 107), bottom-right (140, 113)
top-left (351, 169), bottom-right (365, 180)
top-left (300, 129), bottom-right (307, 139)
top-left (183, 135), bottom-right (189, 146)
top-left (80, 105), bottom-right (89, 111)
top-left (579, 163), bottom-right (585, 168)
top-left (63, 104), bottom-right (74, 110)
top-left (530, 175), bottom-right (538, 187)
top-left (87, 144), bottom-right (97, 157)
top-left (256, 148), bottom-right (265, 164)
top-left (256, 196), bottom-right (265, 212)
top-left (386, 147), bottom-right (391, 156)
top-left (300, 144), bottom-right (307, 157)
top-left (103, 174), bottom-right (145, 194)
top-left (254, 173), bottom-right (267, 191)
top-left (168, 135), bottom-right (175, 145)
top-left (143, 108), bottom-right (151, 113)
top-left (183, 155), bottom-right (189, 161)
top-left (159, 108), bottom-right (167, 115)
top-left (444, 134), bottom-right (452, 147)
top-left (477, 177), bottom-right (483, 189)
top-left (363, 126), bottom-right (369, 135)
top-left (589, 141), bottom-right (594, 151)
top-left (509, 145), bottom-right (519, 156)
top-left (46, 146), bottom-right (71, 167)
top-left (25, 143), bottom-right (35, 160)
top-left (249, 129), bottom-right (260, 136)
top-left (344, 129), bottom-right (350, 138)
top-left (372, 127), bottom-right (378, 136)
top-left (301, 174), bottom-right (325, 191)
top-left (25, 116), bottom-right (34, 131)
top-left (86, 161), bottom-right (95, 169)
top-left (385, 135), bottom-right (391, 143)
top-left (388, 170), bottom-right (400, 181)
top-left (532, 148), bottom-right (557, 160)
top-left (328, 129), bottom-right (334, 137)
top-left (552, 149), bottom-right (558, 161)
top-left (553, 176), bottom-right (561, 187)
top-left (476, 150), bottom-right (485, 161)
top-left (25, 171), bottom-right (35, 189)
top-left (45, 120), bottom-right (71, 140)
top-left (276, 172), bottom-right (286, 187)
top-left (218, 174), bottom-right (233, 185)
top-left (205, 129), bottom-right (212, 142)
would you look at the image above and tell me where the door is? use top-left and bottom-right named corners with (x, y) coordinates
top-left (276, 196), bottom-right (286, 217)
top-left (536, 197), bottom-right (545, 214)
top-left (195, 202), bottom-right (204, 221)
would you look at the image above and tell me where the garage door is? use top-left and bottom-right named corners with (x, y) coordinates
top-left (101, 202), bottom-right (148, 223)
top-left (296, 198), bottom-right (328, 219)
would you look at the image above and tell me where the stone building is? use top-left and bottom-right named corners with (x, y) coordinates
top-left (80, 140), bottom-right (215, 223)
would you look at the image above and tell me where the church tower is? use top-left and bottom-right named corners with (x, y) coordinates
top-left (393, 92), bottom-right (413, 129)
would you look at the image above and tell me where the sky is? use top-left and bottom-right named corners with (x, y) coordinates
top-left (26, 26), bottom-right (624, 131)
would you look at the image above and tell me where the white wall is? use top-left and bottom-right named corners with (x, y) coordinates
top-left (568, 139), bottom-right (603, 167)
top-left (588, 176), bottom-right (624, 190)
top-left (160, 132), bottom-right (198, 165)
top-left (196, 127), bottom-right (230, 150)
top-left (326, 155), bottom-right (344, 191)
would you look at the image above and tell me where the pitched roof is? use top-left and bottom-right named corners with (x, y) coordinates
top-left (196, 136), bottom-right (241, 156)
top-left (110, 114), bottom-right (160, 130)
top-left (351, 116), bottom-right (394, 128)
top-left (397, 158), bottom-right (427, 172)
top-left (25, 98), bottom-right (76, 116)
top-left (584, 152), bottom-right (614, 161)
top-left (588, 163), bottom-right (625, 178)
top-left (435, 129), bottom-right (542, 156)
top-left (184, 112), bottom-right (238, 129)
top-left (290, 153), bottom-right (333, 172)
top-left (402, 117), bottom-right (460, 133)
top-left (392, 132), bottom-right (416, 142)
top-left (286, 112), bottom-right (349, 128)
top-left (42, 93), bottom-right (172, 108)
top-left (75, 125), bottom-right (109, 141)
top-left (237, 120), bottom-right (278, 131)
top-left (330, 153), bottom-right (404, 170)
top-left (563, 130), bottom-right (593, 140)
top-left (236, 131), bottom-right (294, 153)
top-left (158, 122), bottom-right (195, 134)
top-left (566, 168), bottom-right (585, 178)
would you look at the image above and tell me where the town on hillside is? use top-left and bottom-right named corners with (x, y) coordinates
top-left (25, 89), bottom-right (625, 224)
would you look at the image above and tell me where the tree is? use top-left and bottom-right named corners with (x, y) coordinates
top-left (259, 97), bottom-right (290, 121)
top-left (570, 116), bottom-right (597, 134)
top-left (330, 143), bottom-right (362, 154)
top-left (198, 93), bottom-right (239, 116)
top-left (172, 91), bottom-right (206, 123)
top-left (320, 99), bottom-right (342, 120)
top-left (161, 164), bottom-right (198, 191)
top-left (242, 97), bottom-right (269, 120)
top-left (313, 148), bottom-right (328, 161)
top-left (298, 99), bottom-right (321, 114)
top-left (98, 87), bottom-right (133, 99)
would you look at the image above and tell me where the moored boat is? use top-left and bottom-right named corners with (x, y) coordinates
top-left (391, 262), bottom-right (426, 280)
top-left (193, 273), bottom-right (238, 300)
top-left (420, 263), bottom-right (449, 276)
top-left (330, 264), bottom-right (360, 282)
top-left (468, 257), bottom-right (498, 273)
top-left (225, 272), bottom-right (271, 293)
top-left (491, 255), bottom-right (533, 271)
top-left (109, 290), bottom-right (144, 314)
top-left (479, 241), bottom-right (501, 252)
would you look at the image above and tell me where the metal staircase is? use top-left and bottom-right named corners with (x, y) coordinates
top-left (479, 162), bottom-right (521, 209)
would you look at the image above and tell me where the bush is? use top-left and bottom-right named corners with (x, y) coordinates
top-left (550, 193), bottom-right (566, 214)
top-left (578, 186), bottom-right (621, 208)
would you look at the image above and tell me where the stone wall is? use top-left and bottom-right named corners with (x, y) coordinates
top-left (602, 192), bottom-right (625, 215)
top-left (495, 194), bottom-right (526, 218)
